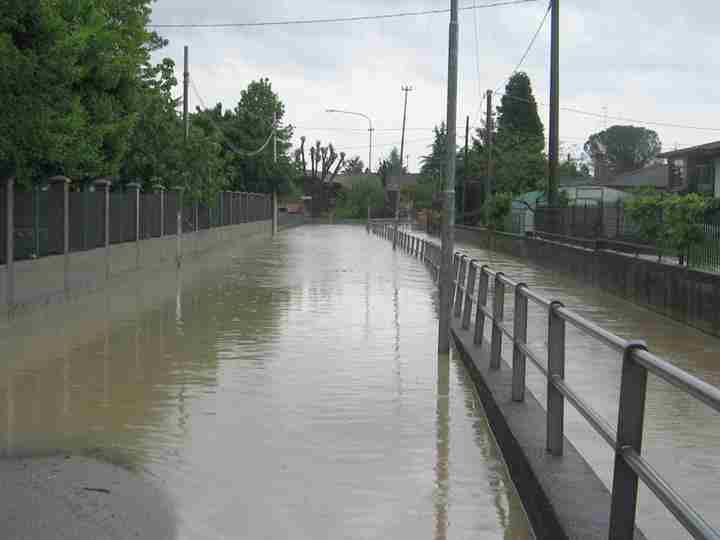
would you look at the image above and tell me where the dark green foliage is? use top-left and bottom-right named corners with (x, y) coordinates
top-left (335, 176), bottom-right (385, 219)
top-left (584, 125), bottom-right (661, 174)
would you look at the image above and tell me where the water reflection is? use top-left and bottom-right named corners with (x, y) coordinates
top-left (434, 352), bottom-right (450, 540)
top-left (1, 226), bottom-right (532, 539)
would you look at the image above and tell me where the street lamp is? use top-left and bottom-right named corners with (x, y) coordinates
top-left (325, 109), bottom-right (374, 173)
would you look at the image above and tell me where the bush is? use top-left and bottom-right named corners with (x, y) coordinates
top-left (481, 192), bottom-right (513, 231)
top-left (335, 176), bottom-right (385, 219)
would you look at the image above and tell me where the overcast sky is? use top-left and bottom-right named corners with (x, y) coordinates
top-left (149, 0), bottom-right (720, 173)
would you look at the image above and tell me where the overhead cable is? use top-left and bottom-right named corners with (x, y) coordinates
top-left (190, 77), bottom-right (277, 157)
top-left (493, 1), bottom-right (551, 94)
top-left (148, 0), bottom-right (538, 29)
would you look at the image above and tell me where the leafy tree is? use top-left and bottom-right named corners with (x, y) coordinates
top-left (414, 176), bottom-right (437, 210)
top-left (481, 192), bottom-right (513, 230)
top-left (0, 0), bottom-right (161, 185)
top-left (377, 147), bottom-right (405, 187)
top-left (203, 78), bottom-right (296, 194)
top-left (335, 176), bottom-right (385, 218)
top-left (420, 124), bottom-right (449, 181)
top-left (342, 156), bottom-right (364, 175)
top-left (493, 72), bottom-right (546, 195)
top-left (584, 125), bottom-right (661, 174)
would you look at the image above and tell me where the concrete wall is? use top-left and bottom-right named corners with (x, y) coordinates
top-left (0, 221), bottom-right (271, 319)
top-left (455, 225), bottom-right (720, 337)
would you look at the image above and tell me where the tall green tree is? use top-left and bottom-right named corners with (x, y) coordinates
top-left (420, 123), bottom-right (449, 182)
top-left (584, 125), bottom-right (661, 174)
top-left (199, 78), bottom-right (295, 194)
top-left (378, 147), bottom-right (405, 187)
top-left (0, 0), bottom-right (162, 185)
top-left (493, 72), bottom-right (546, 194)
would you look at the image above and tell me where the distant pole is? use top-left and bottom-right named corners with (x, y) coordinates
top-left (183, 46), bottom-right (190, 143)
top-left (485, 90), bottom-right (494, 202)
top-left (439, 0), bottom-right (459, 353)
top-left (548, 0), bottom-right (560, 205)
top-left (368, 123), bottom-right (374, 173)
top-left (400, 86), bottom-right (413, 171)
top-left (462, 115), bottom-right (469, 224)
top-left (272, 111), bottom-right (278, 236)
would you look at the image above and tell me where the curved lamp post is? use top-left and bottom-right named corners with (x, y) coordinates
top-left (325, 109), bottom-right (374, 173)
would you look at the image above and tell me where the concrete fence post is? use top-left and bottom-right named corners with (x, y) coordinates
top-left (93, 179), bottom-right (112, 280)
top-left (547, 301), bottom-right (566, 456)
top-left (454, 255), bottom-right (468, 318)
top-left (126, 182), bottom-right (141, 269)
top-left (462, 260), bottom-right (477, 330)
top-left (154, 184), bottom-right (165, 237)
top-left (490, 272), bottom-right (505, 369)
top-left (609, 341), bottom-right (648, 539)
top-left (4, 176), bottom-right (15, 313)
top-left (49, 176), bottom-right (70, 293)
top-left (512, 283), bottom-right (529, 402)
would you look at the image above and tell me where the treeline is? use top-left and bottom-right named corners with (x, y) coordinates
top-left (1, 1), bottom-right (295, 200)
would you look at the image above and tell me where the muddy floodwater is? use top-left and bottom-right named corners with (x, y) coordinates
top-left (0, 226), bottom-right (533, 540)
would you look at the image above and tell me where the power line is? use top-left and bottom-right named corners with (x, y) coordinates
top-left (190, 77), bottom-right (277, 157)
top-left (148, 0), bottom-right (538, 28)
top-left (494, 1), bottom-right (550, 94)
top-left (498, 93), bottom-right (720, 133)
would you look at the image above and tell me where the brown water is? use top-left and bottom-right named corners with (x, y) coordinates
top-left (0, 226), bottom-right (533, 540)
top-left (450, 235), bottom-right (720, 540)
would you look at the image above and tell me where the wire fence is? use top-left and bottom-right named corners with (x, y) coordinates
top-left (0, 185), bottom-right (272, 265)
top-left (533, 204), bottom-right (720, 273)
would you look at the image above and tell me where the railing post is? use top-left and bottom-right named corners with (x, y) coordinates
top-left (547, 301), bottom-right (566, 456)
top-left (474, 266), bottom-right (489, 345)
top-left (512, 283), bottom-right (529, 402)
top-left (454, 254), bottom-right (468, 318)
top-left (462, 260), bottom-right (477, 329)
top-left (609, 341), bottom-right (649, 540)
top-left (490, 272), bottom-right (505, 369)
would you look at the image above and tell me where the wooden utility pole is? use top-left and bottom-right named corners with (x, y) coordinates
top-left (485, 90), bottom-right (494, 202)
top-left (548, 0), bottom-right (560, 205)
top-left (462, 115), bottom-right (469, 224)
top-left (183, 46), bottom-right (189, 143)
top-left (438, 0), bottom-right (459, 353)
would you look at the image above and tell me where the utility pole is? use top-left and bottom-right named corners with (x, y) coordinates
top-left (183, 46), bottom-right (190, 143)
top-left (548, 0), bottom-right (560, 206)
top-left (462, 115), bottom-right (469, 224)
top-left (399, 86), bottom-right (413, 171)
top-left (485, 90), bottom-right (494, 202)
top-left (395, 85), bottom-right (413, 251)
top-left (272, 111), bottom-right (278, 236)
top-left (438, 0), bottom-right (459, 353)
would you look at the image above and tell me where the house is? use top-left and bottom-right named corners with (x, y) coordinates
top-left (598, 163), bottom-right (670, 192)
top-left (658, 141), bottom-right (720, 196)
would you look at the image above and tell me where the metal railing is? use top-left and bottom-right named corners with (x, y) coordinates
top-left (369, 222), bottom-right (720, 540)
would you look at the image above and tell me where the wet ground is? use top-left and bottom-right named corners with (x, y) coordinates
top-left (0, 226), bottom-right (533, 540)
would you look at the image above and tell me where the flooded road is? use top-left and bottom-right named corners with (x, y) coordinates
top-left (0, 226), bottom-right (532, 539)
top-left (452, 234), bottom-right (720, 540)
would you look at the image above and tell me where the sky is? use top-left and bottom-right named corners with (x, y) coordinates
top-left (148, 0), bottom-right (720, 173)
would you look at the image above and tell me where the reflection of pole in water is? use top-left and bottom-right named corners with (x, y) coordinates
top-left (6, 376), bottom-right (14, 456)
top-left (175, 270), bottom-right (183, 323)
top-left (103, 294), bottom-right (110, 408)
top-left (365, 272), bottom-right (370, 340)
top-left (393, 263), bottom-right (402, 399)
top-left (434, 352), bottom-right (450, 540)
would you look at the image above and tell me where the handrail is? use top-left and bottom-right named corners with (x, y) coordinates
top-left (368, 224), bottom-right (720, 540)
